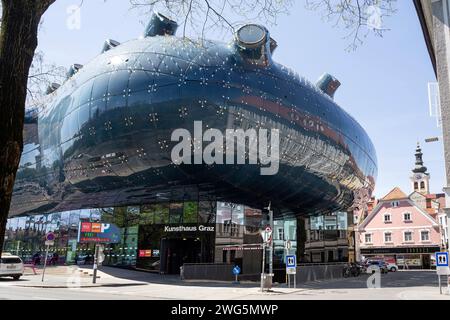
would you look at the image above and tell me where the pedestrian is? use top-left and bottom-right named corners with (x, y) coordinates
top-left (52, 252), bottom-right (59, 266)
top-left (32, 252), bottom-right (41, 265)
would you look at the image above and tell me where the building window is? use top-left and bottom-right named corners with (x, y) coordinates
top-left (365, 233), bottom-right (372, 244)
top-left (223, 220), bottom-right (239, 236)
top-left (403, 213), bottom-right (412, 222)
top-left (384, 213), bottom-right (391, 223)
top-left (384, 232), bottom-right (392, 243)
top-left (421, 231), bottom-right (430, 242)
top-left (278, 228), bottom-right (285, 241)
top-left (404, 231), bottom-right (413, 242)
top-left (223, 219), bottom-right (231, 234)
top-left (414, 182), bottom-right (419, 190)
top-left (421, 181), bottom-right (425, 189)
top-left (391, 201), bottom-right (400, 208)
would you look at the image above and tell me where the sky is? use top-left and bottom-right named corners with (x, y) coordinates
top-left (36, 0), bottom-right (444, 199)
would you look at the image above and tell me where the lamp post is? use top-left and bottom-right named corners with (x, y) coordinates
top-left (261, 202), bottom-right (273, 291)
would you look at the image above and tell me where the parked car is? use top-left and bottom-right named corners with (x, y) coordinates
top-left (386, 263), bottom-right (398, 272)
top-left (0, 254), bottom-right (24, 280)
top-left (75, 254), bottom-right (94, 265)
top-left (366, 260), bottom-right (389, 274)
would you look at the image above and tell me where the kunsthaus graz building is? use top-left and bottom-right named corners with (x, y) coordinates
top-left (5, 13), bottom-right (377, 279)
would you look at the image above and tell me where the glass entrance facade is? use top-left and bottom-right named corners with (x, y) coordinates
top-left (4, 202), bottom-right (352, 276)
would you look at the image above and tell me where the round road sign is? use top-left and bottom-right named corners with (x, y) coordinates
top-left (46, 232), bottom-right (55, 241)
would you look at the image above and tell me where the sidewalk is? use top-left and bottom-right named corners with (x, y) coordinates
top-left (13, 265), bottom-right (265, 289)
top-left (14, 266), bottom-right (149, 288)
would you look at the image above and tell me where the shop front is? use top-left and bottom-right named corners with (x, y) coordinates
top-left (136, 224), bottom-right (216, 274)
top-left (5, 202), bottom-right (354, 279)
top-left (4, 201), bottom-right (275, 277)
top-left (360, 246), bottom-right (441, 269)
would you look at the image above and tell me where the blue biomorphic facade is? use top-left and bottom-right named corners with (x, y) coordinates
top-left (12, 13), bottom-right (377, 219)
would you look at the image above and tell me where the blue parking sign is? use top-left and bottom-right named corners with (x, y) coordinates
top-left (436, 252), bottom-right (449, 267)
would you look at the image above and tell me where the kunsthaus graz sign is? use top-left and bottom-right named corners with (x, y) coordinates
top-left (163, 225), bottom-right (215, 233)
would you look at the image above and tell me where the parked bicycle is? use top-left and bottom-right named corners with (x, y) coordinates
top-left (343, 263), bottom-right (362, 278)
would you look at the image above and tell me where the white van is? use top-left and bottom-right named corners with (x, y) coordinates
top-left (0, 254), bottom-right (24, 280)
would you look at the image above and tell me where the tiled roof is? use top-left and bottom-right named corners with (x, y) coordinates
top-left (381, 187), bottom-right (408, 201)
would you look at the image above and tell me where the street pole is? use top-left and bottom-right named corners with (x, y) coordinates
top-left (294, 274), bottom-right (296, 289)
top-left (261, 242), bottom-right (266, 292)
top-left (285, 242), bottom-right (288, 286)
top-left (93, 244), bottom-right (99, 284)
top-left (448, 274), bottom-right (450, 295)
top-left (41, 244), bottom-right (49, 282)
top-left (268, 203), bottom-right (273, 288)
top-left (267, 203), bottom-right (273, 273)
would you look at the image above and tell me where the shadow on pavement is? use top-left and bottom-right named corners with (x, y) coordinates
top-left (0, 278), bottom-right (29, 283)
top-left (81, 266), bottom-right (262, 289)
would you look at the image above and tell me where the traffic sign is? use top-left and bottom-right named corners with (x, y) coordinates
top-left (286, 268), bottom-right (297, 275)
top-left (232, 265), bottom-right (241, 275)
top-left (286, 255), bottom-right (297, 275)
top-left (44, 240), bottom-right (54, 246)
top-left (436, 252), bottom-right (449, 267)
top-left (286, 255), bottom-right (296, 268)
top-left (285, 254), bottom-right (297, 287)
top-left (260, 226), bottom-right (273, 243)
top-left (437, 267), bottom-right (450, 275)
top-left (46, 232), bottom-right (55, 241)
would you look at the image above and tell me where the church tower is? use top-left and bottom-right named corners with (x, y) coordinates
top-left (410, 143), bottom-right (430, 195)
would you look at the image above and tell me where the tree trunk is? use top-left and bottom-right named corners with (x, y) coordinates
top-left (0, 0), bottom-right (55, 256)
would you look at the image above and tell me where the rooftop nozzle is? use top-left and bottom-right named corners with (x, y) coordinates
top-left (45, 83), bottom-right (61, 95)
top-left (66, 64), bottom-right (83, 79)
top-left (101, 39), bottom-right (120, 53)
top-left (234, 24), bottom-right (274, 67)
top-left (316, 73), bottom-right (341, 99)
top-left (144, 11), bottom-right (178, 37)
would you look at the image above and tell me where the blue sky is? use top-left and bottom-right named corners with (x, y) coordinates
top-left (37, 0), bottom-right (444, 199)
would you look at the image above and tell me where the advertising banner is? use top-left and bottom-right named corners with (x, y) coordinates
top-left (77, 222), bottom-right (121, 244)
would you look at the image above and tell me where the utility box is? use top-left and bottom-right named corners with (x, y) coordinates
top-left (261, 273), bottom-right (274, 291)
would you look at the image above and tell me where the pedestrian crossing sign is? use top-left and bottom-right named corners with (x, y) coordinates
top-left (436, 252), bottom-right (449, 267)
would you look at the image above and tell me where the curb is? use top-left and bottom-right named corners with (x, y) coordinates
top-left (13, 281), bottom-right (148, 289)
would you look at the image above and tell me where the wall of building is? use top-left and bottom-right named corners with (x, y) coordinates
top-left (431, 0), bottom-right (450, 188)
top-left (360, 200), bottom-right (440, 248)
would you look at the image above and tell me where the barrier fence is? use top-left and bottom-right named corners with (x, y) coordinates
top-left (182, 262), bottom-right (348, 284)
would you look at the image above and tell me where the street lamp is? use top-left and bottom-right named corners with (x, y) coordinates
top-left (425, 137), bottom-right (440, 143)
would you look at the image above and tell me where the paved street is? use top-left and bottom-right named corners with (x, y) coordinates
top-left (0, 267), bottom-right (449, 300)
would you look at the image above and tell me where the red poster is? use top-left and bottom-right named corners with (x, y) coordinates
top-left (139, 250), bottom-right (152, 257)
top-left (81, 222), bottom-right (92, 232)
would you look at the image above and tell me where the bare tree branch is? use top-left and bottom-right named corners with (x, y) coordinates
top-left (26, 51), bottom-right (66, 110)
top-left (305, 0), bottom-right (397, 51)
top-left (129, 0), bottom-right (294, 39)
top-left (127, 0), bottom-right (396, 50)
